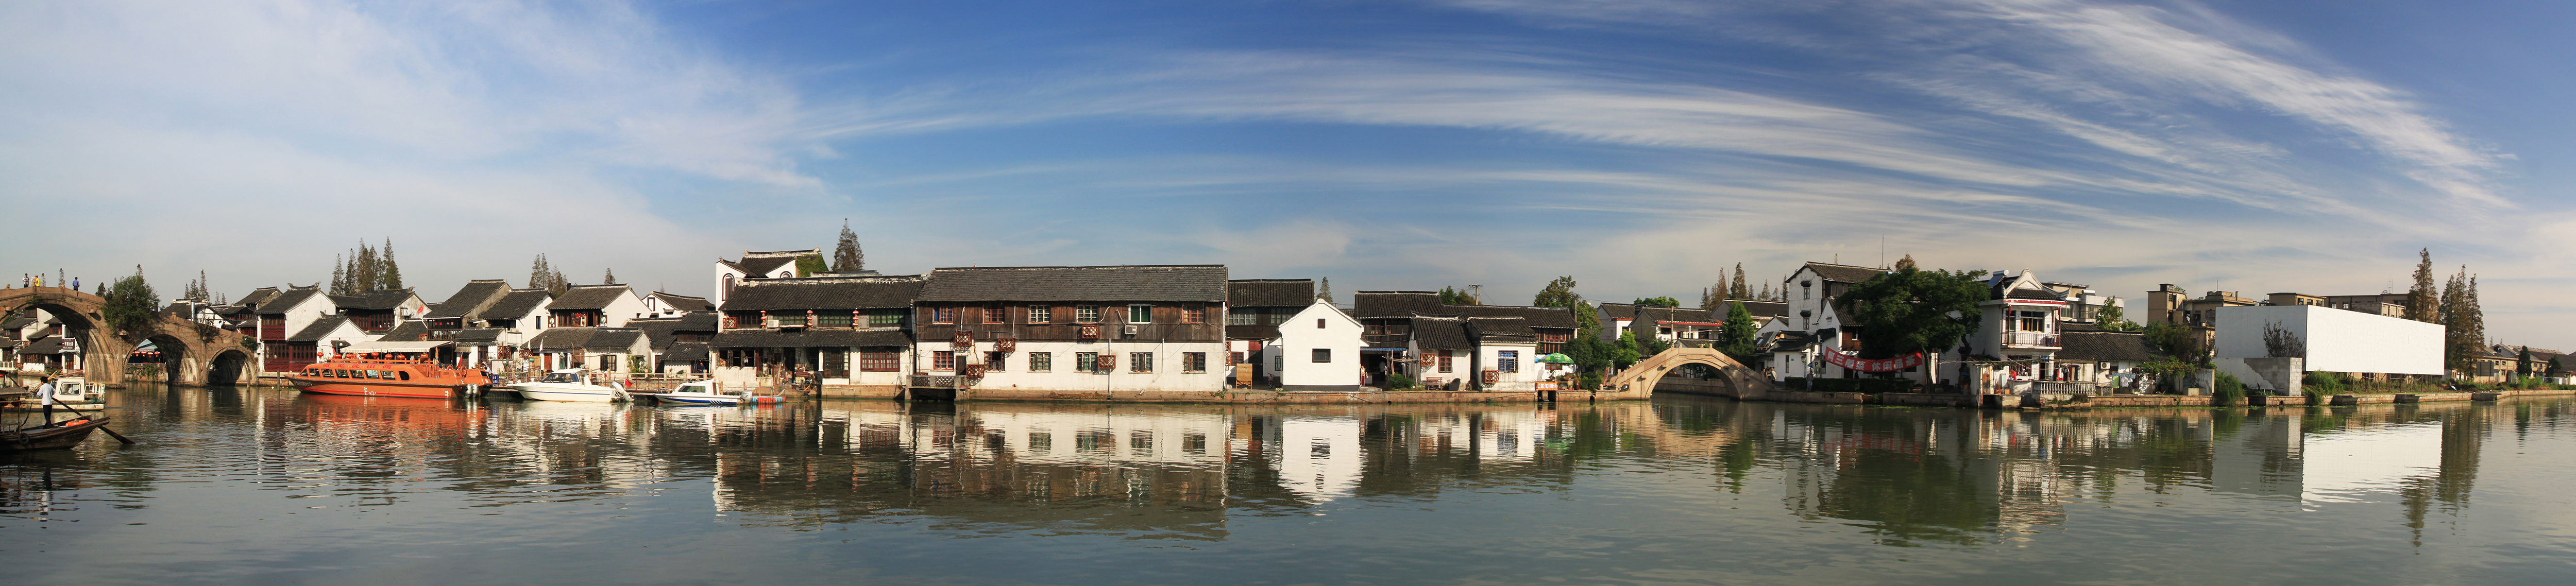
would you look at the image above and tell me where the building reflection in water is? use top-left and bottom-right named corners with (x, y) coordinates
top-left (7, 387), bottom-right (2562, 548)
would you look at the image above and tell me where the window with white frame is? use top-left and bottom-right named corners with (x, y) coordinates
top-left (1028, 305), bottom-right (1053, 323)
top-left (1029, 352), bottom-right (1052, 372)
top-left (1497, 350), bottom-right (1519, 373)
top-left (1129, 352), bottom-right (1153, 373)
top-left (1128, 304), bottom-right (1153, 324)
top-left (1077, 305), bottom-right (1099, 323)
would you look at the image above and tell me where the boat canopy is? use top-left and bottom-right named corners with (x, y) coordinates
top-left (342, 340), bottom-right (452, 353)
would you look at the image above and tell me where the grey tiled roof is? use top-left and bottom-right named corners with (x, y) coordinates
top-left (1452, 305), bottom-right (1578, 330)
top-left (21, 336), bottom-right (64, 354)
top-left (648, 291), bottom-right (713, 312)
top-left (2057, 331), bottom-right (2157, 362)
top-left (527, 327), bottom-right (648, 351)
top-left (722, 276), bottom-right (923, 311)
top-left (663, 341), bottom-right (710, 362)
top-left (918, 265), bottom-right (1227, 302)
top-left (287, 315), bottom-right (352, 342)
top-left (547, 285), bottom-right (634, 311)
top-left (482, 290), bottom-right (553, 320)
top-left (1632, 305), bottom-right (1713, 323)
top-left (1352, 291), bottom-right (1447, 318)
top-left (1803, 262), bottom-right (1889, 284)
top-left (1410, 317), bottom-right (1473, 350)
top-left (630, 313), bottom-right (719, 348)
top-left (376, 321), bottom-right (429, 342)
top-left (256, 286), bottom-right (324, 315)
top-left (1466, 317), bottom-right (1536, 341)
top-left (428, 280), bottom-right (513, 318)
top-left (1228, 279), bottom-right (1315, 307)
top-left (236, 287), bottom-right (281, 308)
top-left (332, 289), bottom-right (417, 311)
top-left (1598, 302), bottom-right (1640, 321)
top-left (1352, 291), bottom-right (1578, 330)
top-left (710, 329), bottom-right (913, 348)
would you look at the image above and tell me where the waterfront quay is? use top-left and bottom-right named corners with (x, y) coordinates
top-left (9, 384), bottom-right (2576, 585)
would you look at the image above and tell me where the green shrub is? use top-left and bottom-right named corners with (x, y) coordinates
top-left (1387, 373), bottom-right (1418, 390)
top-left (1579, 372), bottom-right (1601, 390)
top-left (2303, 371), bottom-right (2346, 394)
top-left (2213, 371), bottom-right (2247, 406)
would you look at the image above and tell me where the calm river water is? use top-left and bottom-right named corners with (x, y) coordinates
top-left (6, 385), bottom-right (2575, 585)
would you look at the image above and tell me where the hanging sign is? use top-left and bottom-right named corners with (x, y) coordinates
top-left (1821, 348), bottom-right (1924, 372)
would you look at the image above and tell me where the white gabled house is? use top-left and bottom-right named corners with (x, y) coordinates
top-left (1274, 298), bottom-right (1364, 392)
top-left (713, 249), bottom-right (819, 308)
top-left (545, 284), bottom-right (647, 329)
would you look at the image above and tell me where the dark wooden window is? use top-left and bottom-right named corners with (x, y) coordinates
top-left (774, 313), bottom-right (806, 327)
top-left (1028, 352), bottom-right (1052, 372)
top-left (1077, 305), bottom-right (1099, 323)
top-left (1182, 305), bottom-right (1205, 324)
top-left (931, 350), bottom-right (955, 371)
top-left (986, 351), bottom-right (1008, 371)
top-left (1075, 352), bottom-right (1098, 372)
top-left (869, 309), bottom-right (903, 327)
top-left (1129, 352), bottom-right (1153, 373)
top-left (1028, 305), bottom-right (1053, 323)
top-left (860, 350), bottom-right (900, 372)
top-left (1312, 348), bottom-right (1331, 363)
top-left (1184, 352), bottom-right (1206, 373)
top-left (817, 312), bottom-right (854, 327)
top-left (1438, 350), bottom-right (1453, 373)
top-left (821, 349), bottom-right (846, 377)
top-left (985, 306), bottom-right (1007, 324)
top-left (932, 306), bottom-right (956, 324)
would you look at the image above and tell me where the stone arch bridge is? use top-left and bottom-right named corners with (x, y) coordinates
top-left (2, 286), bottom-right (258, 387)
top-left (1600, 346), bottom-right (1775, 400)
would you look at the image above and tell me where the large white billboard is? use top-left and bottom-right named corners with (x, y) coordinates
top-left (2215, 305), bottom-right (2443, 375)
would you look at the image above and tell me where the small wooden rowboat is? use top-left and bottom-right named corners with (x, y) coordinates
top-left (2, 416), bottom-right (111, 452)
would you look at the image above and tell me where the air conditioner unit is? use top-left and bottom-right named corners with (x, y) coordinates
top-left (1123, 325), bottom-right (1139, 335)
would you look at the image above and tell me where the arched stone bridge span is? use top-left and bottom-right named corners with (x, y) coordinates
top-left (1, 286), bottom-right (258, 387)
top-left (1607, 347), bottom-right (1775, 399)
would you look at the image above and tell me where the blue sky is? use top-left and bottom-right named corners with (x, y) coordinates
top-left (6, 0), bottom-right (2573, 349)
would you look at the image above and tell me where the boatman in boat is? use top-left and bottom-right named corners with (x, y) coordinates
top-left (35, 376), bottom-right (55, 420)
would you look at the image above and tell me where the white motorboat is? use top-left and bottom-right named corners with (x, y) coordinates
top-left (509, 369), bottom-right (630, 403)
top-left (650, 380), bottom-right (744, 406)
top-left (7, 376), bottom-right (107, 412)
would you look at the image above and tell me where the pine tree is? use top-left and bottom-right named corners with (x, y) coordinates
top-left (604, 268), bottom-right (617, 285)
top-left (530, 254), bottom-right (570, 297)
top-left (1317, 278), bottom-right (1332, 302)
top-left (1894, 254), bottom-right (1918, 271)
top-left (2440, 266), bottom-right (2483, 376)
top-left (330, 253), bottom-right (349, 295)
top-left (1730, 263), bottom-right (1749, 301)
top-left (2406, 248), bottom-right (2438, 322)
top-left (379, 238), bottom-right (402, 290)
top-left (833, 219), bottom-right (865, 272)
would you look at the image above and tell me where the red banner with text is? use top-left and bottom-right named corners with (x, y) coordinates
top-left (1822, 348), bottom-right (1924, 372)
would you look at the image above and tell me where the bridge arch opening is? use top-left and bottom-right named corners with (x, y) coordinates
top-left (4, 300), bottom-right (101, 374)
top-left (211, 349), bottom-right (250, 386)
top-left (137, 333), bottom-right (192, 386)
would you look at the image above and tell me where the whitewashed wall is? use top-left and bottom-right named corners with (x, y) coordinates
top-left (1276, 300), bottom-right (1363, 390)
top-left (2214, 305), bottom-right (2442, 375)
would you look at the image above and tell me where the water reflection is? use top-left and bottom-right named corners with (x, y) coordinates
top-left (6, 387), bottom-right (2570, 554)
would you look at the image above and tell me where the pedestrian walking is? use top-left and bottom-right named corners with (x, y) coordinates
top-left (71, 277), bottom-right (79, 290)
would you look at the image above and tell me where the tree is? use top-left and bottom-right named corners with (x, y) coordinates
top-left (2406, 248), bottom-right (2438, 323)
top-left (1758, 283), bottom-right (1773, 302)
top-left (1633, 296), bottom-right (1680, 307)
top-left (1439, 286), bottom-right (1479, 305)
top-left (1729, 263), bottom-right (1749, 300)
top-left (833, 219), bottom-right (865, 272)
top-left (329, 253), bottom-right (348, 296)
top-left (2262, 321), bottom-right (2307, 358)
top-left (603, 268), bottom-right (618, 285)
top-left (100, 265), bottom-right (159, 339)
top-left (1701, 285), bottom-right (1721, 312)
top-left (182, 270), bottom-right (212, 302)
top-left (2548, 356), bottom-right (2564, 379)
top-left (2095, 301), bottom-right (2138, 331)
top-left (1893, 254), bottom-right (1918, 271)
top-left (1719, 301), bottom-right (1758, 359)
top-left (1318, 278), bottom-right (1332, 303)
top-left (1612, 330), bottom-right (1645, 369)
top-left (2516, 346), bottom-right (2533, 379)
top-left (2440, 267), bottom-right (2484, 375)
top-left (2143, 321), bottom-right (2205, 365)
top-left (529, 254), bottom-right (569, 297)
top-left (379, 238), bottom-right (402, 290)
top-left (1531, 275), bottom-right (1600, 336)
top-left (1841, 267), bottom-right (1988, 359)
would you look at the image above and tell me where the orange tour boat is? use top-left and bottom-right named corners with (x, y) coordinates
top-left (285, 355), bottom-right (491, 400)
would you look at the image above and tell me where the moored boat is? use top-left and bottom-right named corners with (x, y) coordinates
top-left (650, 380), bottom-right (744, 405)
top-left (510, 369), bottom-right (630, 402)
top-left (2, 415), bottom-right (111, 451)
top-left (286, 357), bottom-right (490, 399)
top-left (4, 376), bottom-right (107, 411)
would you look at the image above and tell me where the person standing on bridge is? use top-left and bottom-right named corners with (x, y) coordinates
top-left (71, 277), bottom-right (79, 291)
